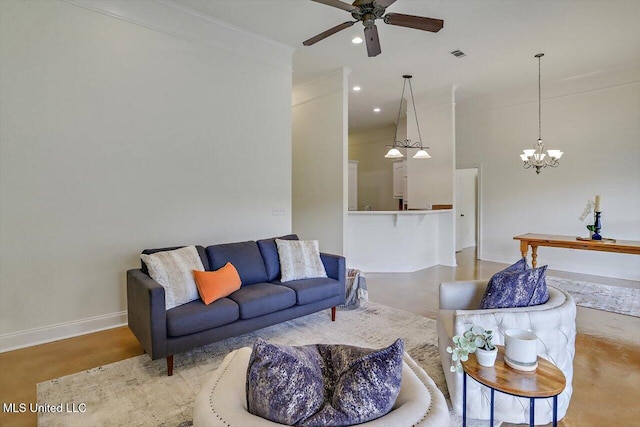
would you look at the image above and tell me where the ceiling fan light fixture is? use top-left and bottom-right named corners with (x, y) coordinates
top-left (352, 36), bottom-right (363, 44)
top-left (353, 86), bottom-right (361, 91)
top-left (373, 108), bottom-right (381, 112)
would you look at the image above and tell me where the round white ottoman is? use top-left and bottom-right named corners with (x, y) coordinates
top-left (194, 347), bottom-right (449, 426)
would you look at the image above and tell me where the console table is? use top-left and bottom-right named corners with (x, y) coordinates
top-left (514, 233), bottom-right (640, 268)
top-left (462, 346), bottom-right (566, 427)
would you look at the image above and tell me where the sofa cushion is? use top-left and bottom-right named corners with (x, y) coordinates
top-left (257, 234), bottom-right (299, 281)
top-left (276, 239), bottom-right (327, 282)
top-left (273, 277), bottom-right (343, 305)
top-left (228, 283), bottom-right (296, 319)
top-left (166, 297), bottom-right (239, 337)
top-left (140, 246), bottom-right (204, 310)
top-left (141, 245), bottom-right (209, 274)
top-left (193, 263), bottom-right (242, 305)
top-left (206, 241), bottom-right (268, 286)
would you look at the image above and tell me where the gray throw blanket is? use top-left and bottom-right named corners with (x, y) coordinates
top-left (339, 268), bottom-right (368, 310)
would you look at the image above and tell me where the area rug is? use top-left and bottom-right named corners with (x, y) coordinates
top-left (39, 302), bottom-right (492, 426)
top-left (547, 276), bottom-right (640, 317)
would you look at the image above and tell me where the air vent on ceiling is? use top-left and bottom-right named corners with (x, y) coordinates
top-left (450, 50), bottom-right (466, 58)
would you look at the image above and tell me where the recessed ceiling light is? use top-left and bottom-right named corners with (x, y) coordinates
top-left (352, 37), bottom-right (363, 44)
top-left (353, 86), bottom-right (361, 91)
top-left (373, 108), bottom-right (381, 113)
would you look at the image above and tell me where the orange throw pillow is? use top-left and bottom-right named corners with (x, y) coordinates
top-left (193, 263), bottom-right (241, 305)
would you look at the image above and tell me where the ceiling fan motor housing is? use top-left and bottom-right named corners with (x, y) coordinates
top-left (351, 1), bottom-right (386, 21)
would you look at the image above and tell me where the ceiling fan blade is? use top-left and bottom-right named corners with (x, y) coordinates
top-left (384, 13), bottom-right (444, 32)
top-left (310, 0), bottom-right (359, 12)
top-left (303, 21), bottom-right (356, 46)
top-left (364, 25), bottom-right (381, 57)
top-left (374, 0), bottom-right (397, 8)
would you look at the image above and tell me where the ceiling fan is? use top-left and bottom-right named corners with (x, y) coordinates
top-left (303, 0), bottom-right (444, 57)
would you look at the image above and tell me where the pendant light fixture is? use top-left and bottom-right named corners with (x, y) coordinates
top-left (385, 75), bottom-right (431, 160)
top-left (520, 53), bottom-right (563, 174)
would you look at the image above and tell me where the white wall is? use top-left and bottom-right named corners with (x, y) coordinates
top-left (0, 0), bottom-right (294, 350)
top-left (292, 69), bottom-right (349, 255)
top-left (348, 125), bottom-right (398, 211)
top-left (457, 65), bottom-right (640, 281)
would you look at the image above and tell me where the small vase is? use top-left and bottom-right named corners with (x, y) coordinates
top-left (475, 347), bottom-right (498, 367)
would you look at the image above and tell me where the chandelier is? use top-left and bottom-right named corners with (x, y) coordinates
top-left (385, 75), bottom-right (431, 159)
top-left (520, 53), bottom-right (563, 174)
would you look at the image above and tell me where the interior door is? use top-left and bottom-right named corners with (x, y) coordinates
top-left (455, 168), bottom-right (477, 251)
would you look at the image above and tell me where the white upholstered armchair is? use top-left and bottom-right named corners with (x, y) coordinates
top-left (437, 280), bottom-right (576, 425)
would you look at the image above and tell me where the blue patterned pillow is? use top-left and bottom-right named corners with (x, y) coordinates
top-left (246, 339), bottom-right (325, 425)
top-left (246, 338), bottom-right (404, 426)
top-left (303, 339), bottom-right (404, 426)
top-left (501, 257), bottom-right (528, 274)
top-left (480, 259), bottom-right (549, 309)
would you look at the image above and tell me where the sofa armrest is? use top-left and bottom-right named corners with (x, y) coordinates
top-left (439, 280), bottom-right (488, 310)
top-left (320, 253), bottom-right (346, 287)
top-left (127, 269), bottom-right (167, 360)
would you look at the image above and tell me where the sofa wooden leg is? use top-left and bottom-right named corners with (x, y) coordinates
top-left (331, 307), bottom-right (336, 322)
top-left (167, 355), bottom-right (174, 376)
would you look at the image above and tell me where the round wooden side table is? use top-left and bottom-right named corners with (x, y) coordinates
top-left (461, 345), bottom-right (566, 427)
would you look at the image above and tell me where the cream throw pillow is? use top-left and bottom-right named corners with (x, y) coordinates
top-left (276, 239), bottom-right (327, 283)
top-left (140, 246), bottom-right (204, 310)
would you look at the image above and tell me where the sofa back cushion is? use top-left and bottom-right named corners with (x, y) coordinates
top-left (206, 241), bottom-right (268, 286)
top-left (257, 234), bottom-right (299, 281)
top-left (141, 245), bottom-right (209, 274)
top-left (140, 246), bottom-right (204, 310)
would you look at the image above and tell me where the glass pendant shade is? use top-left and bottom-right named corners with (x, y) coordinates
top-left (413, 149), bottom-right (431, 159)
top-left (385, 148), bottom-right (404, 159)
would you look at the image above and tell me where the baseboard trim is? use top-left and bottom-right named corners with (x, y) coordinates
top-left (0, 311), bottom-right (127, 353)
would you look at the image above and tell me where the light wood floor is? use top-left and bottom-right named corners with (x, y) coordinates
top-left (1, 248), bottom-right (638, 426)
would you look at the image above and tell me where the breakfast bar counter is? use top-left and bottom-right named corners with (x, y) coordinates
top-left (346, 210), bottom-right (455, 273)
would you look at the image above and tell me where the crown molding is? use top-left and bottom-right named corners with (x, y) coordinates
top-left (64, 0), bottom-right (294, 72)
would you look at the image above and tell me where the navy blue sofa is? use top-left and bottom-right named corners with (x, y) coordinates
top-left (127, 234), bottom-right (346, 375)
